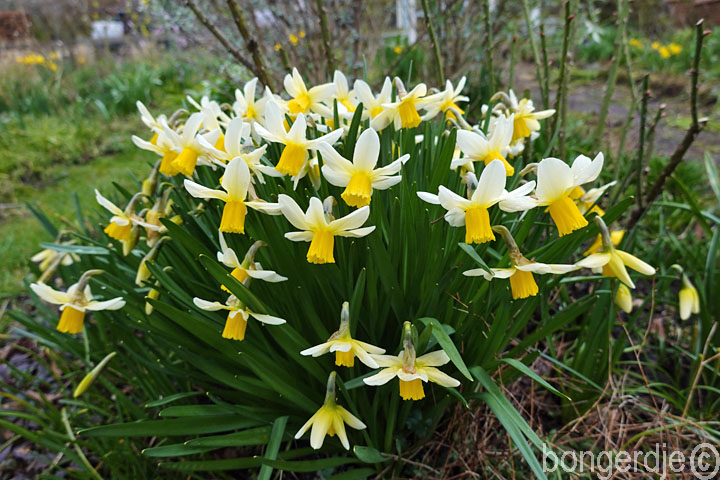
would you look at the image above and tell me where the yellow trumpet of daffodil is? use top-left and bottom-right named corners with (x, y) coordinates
top-left (376, 78), bottom-right (427, 130)
top-left (492, 89), bottom-right (555, 142)
top-left (615, 284), bottom-right (633, 314)
top-left (364, 322), bottom-right (460, 400)
top-left (421, 77), bottom-right (469, 121)
top-left (295, 372), bottom-right (366, 449)
top-left (278, 195), bottom-right (375, 264)
top-left (318, 127), bottom-right (409, 207)
top-left (30, 270), bottom-right (125, 334)
top-left (300, 301), bottom-right (385, 367)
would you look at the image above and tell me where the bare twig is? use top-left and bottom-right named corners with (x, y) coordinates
top-left (539, 24), bottom-right (551, 115)
top-left (553, 2), bottom-right (574, 158)
top-left (421, 0), bottom-right (445, 85)
top-left (314, 0), bottom-right (335, 74)
top-left (635, 75), bottom-right (650, 209)
top-left (482, 0), bottom-right (494, 92)
top-left (522, 0), bottom-right (547, 108)
top-left (225, 0), bottom-right (275, 90)
top-left (182, 0), bottom-right (257, 74)
top-left (626, 20), bottom-right (709, 230)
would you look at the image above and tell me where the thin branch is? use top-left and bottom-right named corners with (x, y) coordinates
top-left (635, 75), bottom-right (650, 209)
top-left (226, 0), bottom-right (275, 90)
top-left (182, 0), bottom-right (257, 74)
top-left (482, 0), bottom-right (493, 92)
top-left (626, 20), bottom-right (710, 230)
top-left (314, 0), bottom-right (335, 74)
top-left (522, 0), bottom-right (547, 108)
top-left (421, 0), bottom-right (445, 85)
top-left (553, 1), bottom-right (573, 158)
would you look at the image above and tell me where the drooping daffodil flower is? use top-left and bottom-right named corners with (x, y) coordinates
top-left (193, 294), bottom-right (286, 341)
top-left (456, 114), bottom-right (515, 176)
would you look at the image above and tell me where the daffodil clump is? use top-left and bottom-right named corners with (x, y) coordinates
top-left (27, 69), bottom-right (672, 465)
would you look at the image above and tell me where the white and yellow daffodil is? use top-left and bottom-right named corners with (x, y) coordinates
top-left (678, 273), bottom-right (700, 320)
top-left (232, 77), bottom-right (269, 123)
top-left (318, 127), bottom-right (409, 207)
top-left (576, 217), bottom-right (655, 289)
top-left (186, 95), bottom-right (231, 152)
top-left (364, 322), bottom-right (460, 400)
top-left (301, 302), bottom-right (385, 368)
top-left (278, 195), bottom-right (375, 264)
top-left (463, 225), bottom-right (577, 299)
top-left (132, 128), bottom-right (181, 176)
top-left (193, 294), bottom-right (286, 341)
top-left (534, 154), bottom-right (604, 236)
top-left (331, 70), bottom-right (356, 114)
top-left (354, 77), bottom-right (392, 124)
top-left (217, 236), bottom-right (287, 290)
top-left (283, 67), bottom-right (336, 117)
top-left (494, 89), bottom-right (555, 142)
top-left (376, 82), bottom-right (427, 130)
top-left (198, 117), bottom-right (281, 182)
top-left (615, 283), bottom-right (633, 314)
top-left (183, 157), bottom-right (280, 234)
top-left (95, 189), bottom-right (138, 242)
top-left (585, 229), bottom-right (624, 256)
top-left (421, 77), bottom-right (469, 121)
top-left (161, 112), bottom-right (221, 177)
top-left (456, 114), bottom-right (515, 176)
top-left (136, 100), bottom-right (166, 144)
top-left (417, 160), bottom-right (536, 244)
top-left (570, 180), bottom-right (617, 216)
top-left (295, 372), bottom-right (366, 449)
top-left (31, 247), bottom-right (76, 272)
top-left (254, 101), bottom-right (343, 177)
top-left (30, 270), bottom-right (125, 334)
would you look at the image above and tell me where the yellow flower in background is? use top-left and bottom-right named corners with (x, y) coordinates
top-left (289, 33), bottom-right (299, 45)
top-left (301, 302), bottom-right (385, 367)
top-left (319, 127), bottom-right (409, 207)
top-left (669, 42), bottom-right (682, 55)
top-left (30, 271), bottom-right (125, 334)
top-left (394, 45), bottom-right (403, 54)
top-left (658, 46), bottom-right (671, 59)
top-left (364, 322), bottom-right (460, 400)
top-left (299, 30), bottom-right (306, 38)
top-left (615, 284), bottom-right (633, 314)
top-left (651, 41), bottom-right (660, 50)
top-left (278, 195), bottom-right (375, 264)
top-left (678, 273), bottom-right (700, 320)
top-left (274, 43), bottom-right (282, 51)
top-left (295, 372), bottom-right (366, 449)
top-left (629, 38), bottom-right (643, 49)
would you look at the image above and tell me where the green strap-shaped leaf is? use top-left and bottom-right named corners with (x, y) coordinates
top-left (458, 243), bottom-right (492, 274)
top-left (78, 415), bottom-right (256, 437)
top-left (418, 317), bottom-right (472, 381)
top-left (257, 415), bottom-right (288, 480)
top-left (500, 358), bottom-right (570, 401)
top-left (353, 445), bottom-right (388, 463)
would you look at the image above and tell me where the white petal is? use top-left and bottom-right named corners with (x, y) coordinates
top-left (571, 152), bottom-right (604, 186)
top-left (417, 191), bottom-right (441, 205)
top-left (576, 253), bottom-right (611, 269)
top-left (249, 312), bottom-right (286, 325)
top-left (424, 367), bottom-right (461, 387)
top-left (329, 206), bottom-right (370, 232)
top-left (416, 350), bottom-right (450, 367)
top-left (221, 157), bottom-right (250, 200)
top-left (278, 194), bottom-right (309, 230)
top-left (95, 189), bottom-right (124, 217)
top-left (84, 298), bottom-right (126, 311)
top-left (363, 367), bottom-right (399, 386)
top-left (184, 180), bottom-right (229, 201)
top-left (535, 157), bottom-right (573, 203)
top-left (336, 226), bottom-right (375, 238)
top-left (30, 282), bottom-right (71, 305)
top-left (352, 128), bottom-right (380, 171)
top-left (300, 342), bottom-right (333, 356)
top-left (245, 269), bottom-right (287, 282)
top-left (471, 159), bottom-right (506, 206)
top-left (193, 298), bottom-right (227, 311)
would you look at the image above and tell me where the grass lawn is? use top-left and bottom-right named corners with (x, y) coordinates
top-left (0, 144), bottom-right (154, 297)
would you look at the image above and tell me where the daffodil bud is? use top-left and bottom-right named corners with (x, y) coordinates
top-left (122, 224), bottom-right (140, 256)
top-left (615, 284), bottom-right (633, 314)
top-left (679, 273), bottom-right (700, 320)
top-left (142, 160), bottom-right (160, 197)
top-left (73, 352), bottom-right (116, 398)
top-left (145, 287), bottom-right (160, 315)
